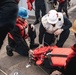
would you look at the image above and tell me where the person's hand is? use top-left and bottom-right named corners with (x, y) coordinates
top-left (29, 49), bottom-right (34, 55)
top-left (54, 29), bottom-right (63, 36)
top-left (38, 44), bottom-right (44, 48)
top-left (30, 24), bottom-right (35, 31)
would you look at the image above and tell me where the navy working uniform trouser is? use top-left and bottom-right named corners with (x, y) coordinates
top-left (35, 0), bottom-right (46, 20)
top-left (8, 36), bottom-right (29, 56)
top-left (8, 29), bottom-right (36, 56)
top-left (44, 30), bottom-right (70, 47)
top-left (39, 20), bottom-right (71, 47)
top-left (57, 2), bottom-right (69, 18)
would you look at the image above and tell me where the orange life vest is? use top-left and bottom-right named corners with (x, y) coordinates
top-left (16, 20), bottom-right (28, 37)
top-left (32, 46), bottom-right (73, 67)
top-left (8, 19), bottom-right (28, 40)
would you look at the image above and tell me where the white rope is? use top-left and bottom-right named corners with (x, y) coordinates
top-left (0, 69), bottom-right (8, 75)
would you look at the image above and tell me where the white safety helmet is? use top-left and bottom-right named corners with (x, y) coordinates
top-left (46, 10), bottom-right (58, 24)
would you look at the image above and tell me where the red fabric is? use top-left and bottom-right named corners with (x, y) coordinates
top-left (16, 19), bottom-right (28, 38)
top-left (30, 0), bottom-right (34, 3)
top-left (8, 19), bottom-right (28, 40)
top-left (66, 52), bottom-right (76, 65)
top-left (27, 0), bottom-right (34, 11)
top-left (33, 46), bottom-right (73, 67)
top-left (27, 2), bottom-right (32, 11)
top-left (71, 45), bottom-right (76, 52)
top-left (65, 45), bottom-right (76, 67)
top-left (8, 32), bottom-right (14, 40)
top-left (33, 46), bottom-right (58, 55)
top-left (58, 0), bottom-right (65, 3)
top-left (33, 46), bottom-right (58, 65)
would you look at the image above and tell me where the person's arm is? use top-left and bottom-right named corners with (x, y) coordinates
top-left (61, 16), bottom-right (72, 31)
top-left (10, 26), bottom-right (29, 47)
top-left (39, 23), bottom-right (46, 44)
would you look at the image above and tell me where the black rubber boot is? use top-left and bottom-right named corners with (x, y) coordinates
top-left (30, 43), bottom-right (39, 49)
top-left (6, 45), bottom-right (13, 56)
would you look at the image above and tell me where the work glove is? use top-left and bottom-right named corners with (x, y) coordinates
top-left (29, 24), bottom-right (35, 31)
top-left (30, 24), bottom-right (35, 31)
